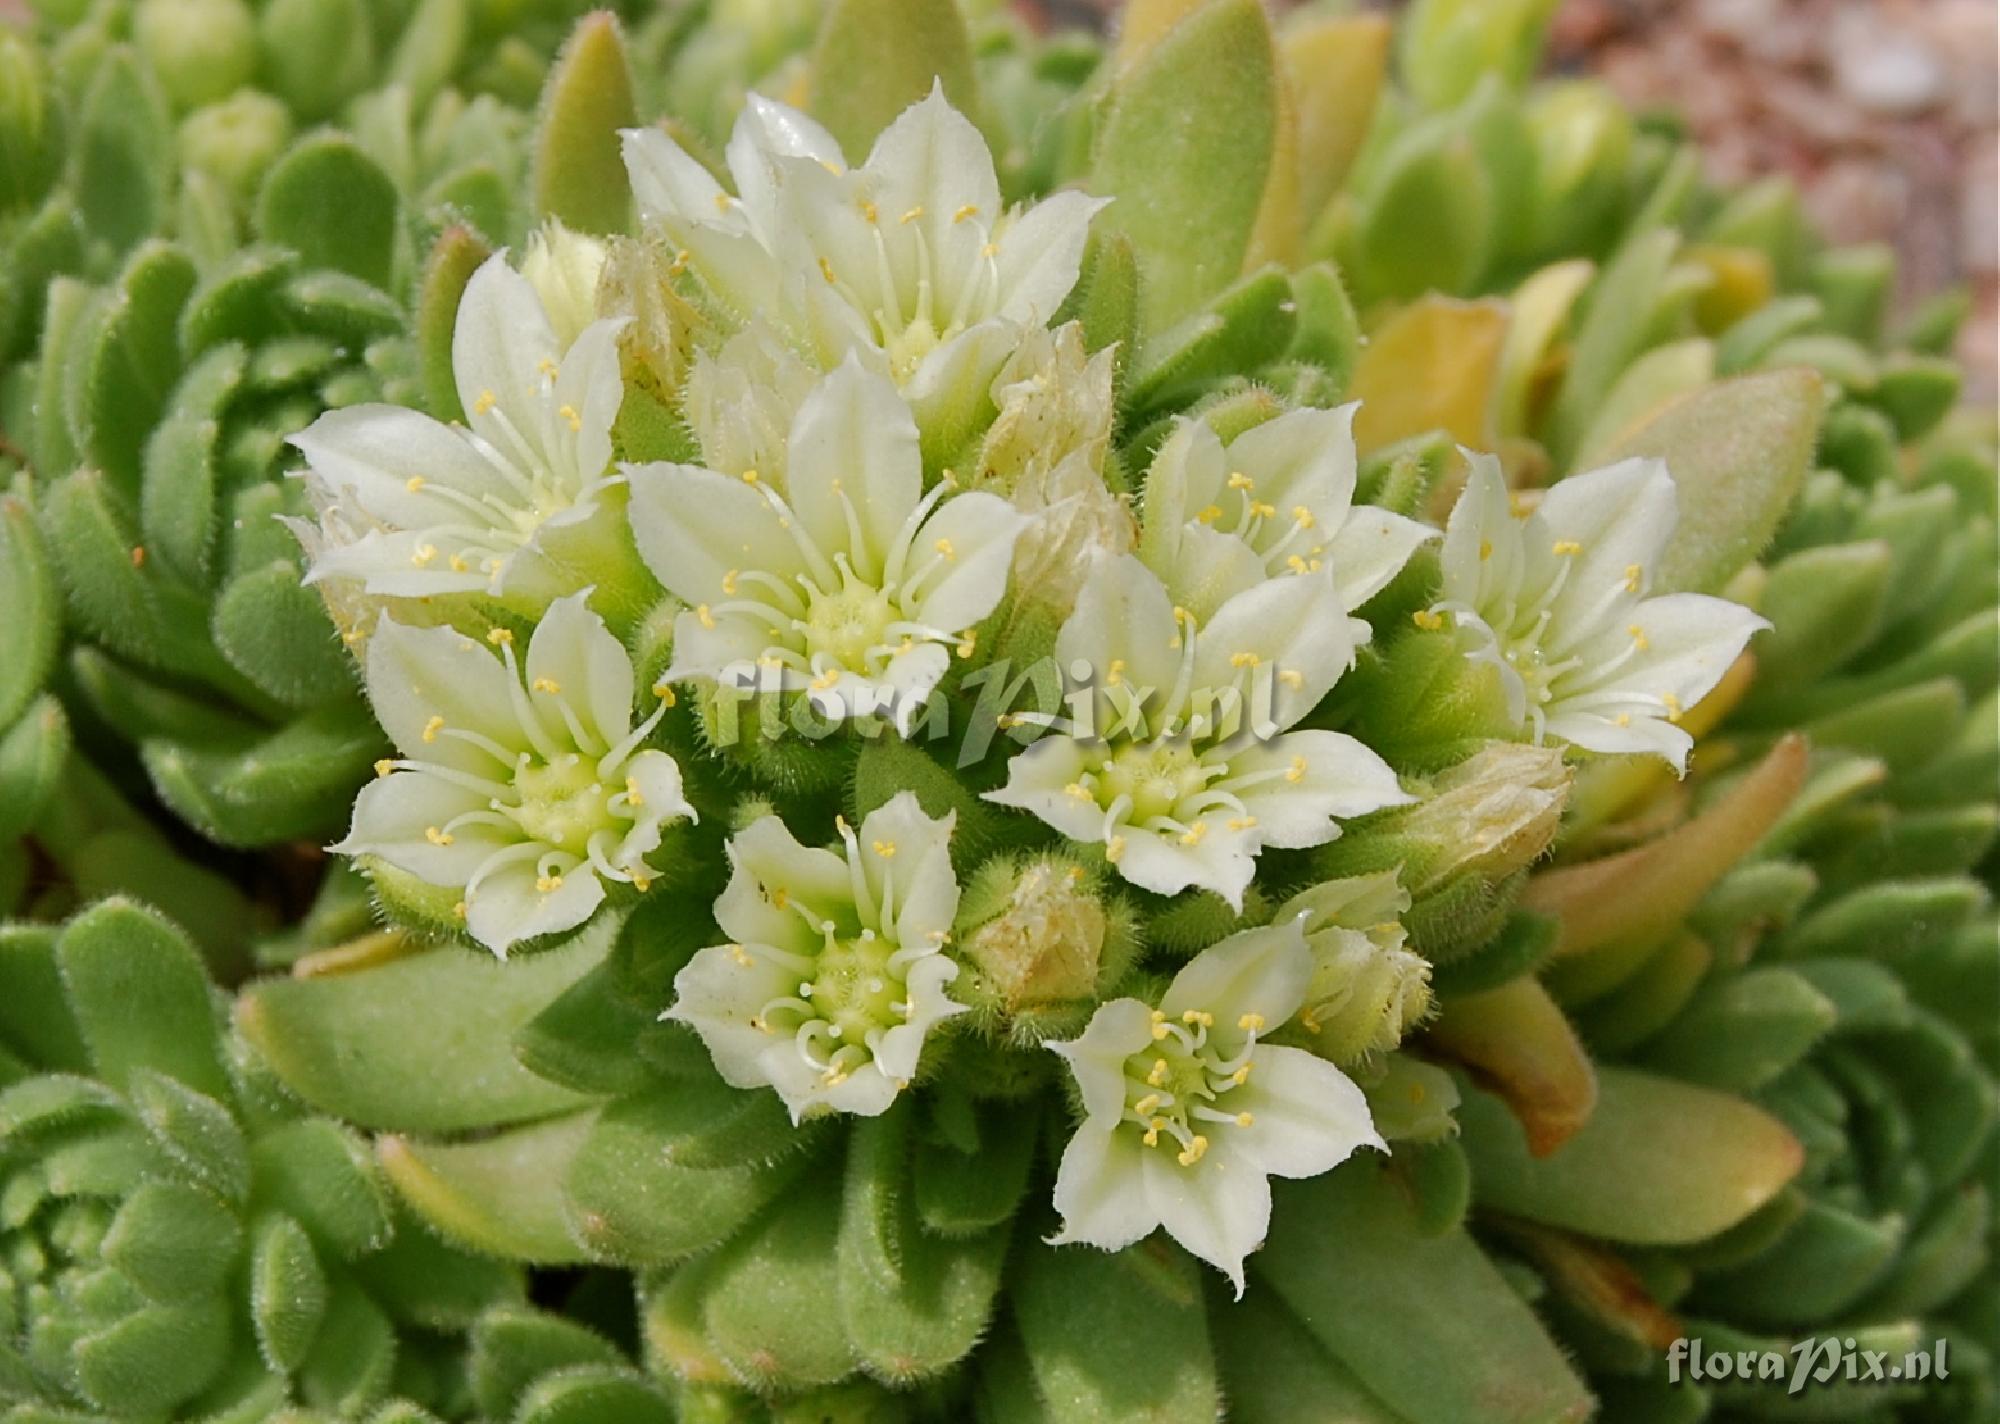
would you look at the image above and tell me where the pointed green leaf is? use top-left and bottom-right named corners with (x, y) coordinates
top-left (256, 135), bottom-right (401, 290)
top-left (807, 0), bottom-right (981, 159)
top-left (531, 13), bottom-right (637, 236)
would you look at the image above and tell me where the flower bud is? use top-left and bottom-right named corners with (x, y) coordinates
top-left (956, 853), bottom-right (1136, 1040)
top-left (974, 322), bottom-right (1131, 622)
top-left (257, 0), bottom-right (376, 123)
top-left (1276, 871), bottom-right (1432, 1065)
top-left (1405, 742), bottom-right (1571, 895)
top-left (178, 90), bottom-right (293, 199)
top-left (520, 219), bottom-right (609, 351)
top-left (134, 0), bottom-right (258, 109)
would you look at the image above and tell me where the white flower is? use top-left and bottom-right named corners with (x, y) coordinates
top-left (1430, 455), bottom-right (1769, 770)
top-left (335, 594), bottom-right (693, 956)
top-left (986, 554), bottom-right (1411, 909)
top-left (626, 357), bottom-right (1028, 733)
top-left (665, 792), bottom-right (968, 1120)
top-left (1139, 404), bottom-right (1436, 637)
top-left (619, 85), bottom-right (1106, 437)
top-left (289, 252), bottom-right (629, 609)
top-left (1047, 918), bottom-right (1384, 1295)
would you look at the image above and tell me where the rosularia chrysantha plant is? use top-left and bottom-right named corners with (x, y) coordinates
top-left (1, 0), bottom-right (1994, 1420)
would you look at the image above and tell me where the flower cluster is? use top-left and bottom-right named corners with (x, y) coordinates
top-left (289, 86), bottom-right (1773, 1297)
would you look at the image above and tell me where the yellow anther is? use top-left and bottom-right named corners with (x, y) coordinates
top-left (425, 826), bottom-right (454, 846)
top-left (696, 604), bottom-right (716, 629)
top-left (1285, 755), bottom-right (1307, 783)
top-left (722, 569), bottom-right (739, 595)
top-left (934, 537), bottom-right (956, 560)
top-left (1142, 1120), bottom-right (1163, 1147)
top-left (341, 628), bottom-right (364, 645)
top-left (1287, 554), bottom-right (1310, 575)
top-left (872, 840), bottom-right (896, 859)
top-left (1663, 693), bottom-right (1683, 723)
top-left (1147, 1057), bottom-right (1170, 1086)
top-left (713, 192), bottom-right (733, 213)
top-left (1292, 505), bottom-right (1316, 529)
top-left (956, 629), bottom-right (977, 659)
top-left (1624, 563), bottom-right (1644, 592)
top-left (668, 249), bottom-right (690, 276)
top-left (625, 776), bottom-right (642, 806)
top-left (1552, 539), bottom-right (1582, 556)
top-left (473, 389), bottom-right (497, 414)
top-left (1195, 504), bottom-right (1223, 524)
top-left (632, 874), bottom-right (654, 893)
top-left (896, 636), bottom-right (915, 656)
top-left (405, 476), bottom-right (425, 492)
top-left (811, 668), bottom-right (841, 692)
top-left (1232, 1063), bottom-right (1252, 1084)
top-left (537, 357), bottom-right (559, 379)
top-left (1106, 835), bottom-right (1127, 864)
top-left (449, 553), bottom-right (470, 572)
top-left (1248, 501), bottom-right (1276, 519)
top-left (1279, 668), bottom-right (1304, 688)
top-left (1177, 1135), bottom-right (1209, 1167)
top-left (1412, 609), bottom-right (1445, 631)
top-left (1065, 782), bottom-right (1093, 800)
top-left (1105, 658), bottom-right (1126, 686)
top-left (1226, 816), bottom-right (1258, 832)
top-left (1180, 821), bottom-right (1208, 846)
top-left (558, 403), bottom-right (582, 432)
top-left (1230, 651), bottom-right (1261, 668)
top-left (1133, 1093), bottom-right (1161, 1116)
top-left (740, 468), bottom-right (759, 484)
top-left (374, 759), bottom-right (395, 777)
top-left (411, 544), bottom-right (437, 566)
top-left (1182, 1010), bottom-right (1214, 1027)
top-left (1235, 1112), bottom-right (1255, 1127)
top-left (1227, 471), bottom-right (1255, 491)
top-left (532, 677), bottom-right (561, 694)
top-left (536, 873), bottom-right (564, 894)
top-left (818, 256), bottom-right (837, 285)
top-left (898, 205), bottom-right (924, 224)
top-left (1238, 1013), bottom-right (1266, 1031)
top-left (1614, 713), bottom-right (1632, 726)
top-left (771, 887), bottom-right (789, 910)
top-left (952, 204), bottom-right (978, 223)
top-left (452, 901), bottom-right (468, 920)
top-left (483, 628), bottom-right (514, 649)
top-left (818, 158), bottom-right (843, 175)
top-left (861, 200), bottom-right (878, 223)
top-left (422, 715), bottom-right (445, 743)
top-left (1479, 539), bottom-right (1494, 562)
top-left (980, 242), bottom-right (998, 258)
top-left (1628, 623), bottom-right (1650, 650)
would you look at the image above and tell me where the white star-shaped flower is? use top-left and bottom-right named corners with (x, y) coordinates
top-left (336, 593), bottom-right (692, 956)
top-left (626, 357), bottom-right (1028, 734)
top-left (619, 84), bottom-right (1106, 437)
top-left (1139, 403), bottom-right (1436, 637)
top-left (1430, 454), bottom-right (1769, 770)
top-left (1047, 918), bottom-right (1385, 1295)
top-left (986, 554), bottom-right (1411, 909)
top-left (289, 252), bottom-right (628, 610)
top-left (665, 792), bottom-right (969, 1120)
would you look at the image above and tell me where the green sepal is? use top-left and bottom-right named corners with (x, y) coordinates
top-left (836, 1103), bottom-right (1006, 1383)
top-left (238, 933), bottom-right (603, 1134)
top-left (1013, 1241), bottom-right (1220, 1424)
top-left (1258, 1160), bottom-right (1593, 1424)
top-left (1123, 267), bottom-right (1297, 416)
top-left (256, 135), bottom-right (402, 291)
top-left (1091, 0), bottom-right (1278, 333)
top-left (807, 0), bottom-right (981, 160)
top-left (531, 13), bottom-right (637, 236)
top-left (912, 1098), bottom-right (1036, 1238)
top-left (57, 898), bottom-right (231, 1102)
top-left (850, 737), bottom-right (1014, 873)
top-left (416, 225), bottom-right (489, 422)
top-left (101, 1179), bottom-right (242, 1302)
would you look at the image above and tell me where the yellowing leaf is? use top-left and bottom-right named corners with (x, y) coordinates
top-left (1350, 296), bottom-right (1509, 454)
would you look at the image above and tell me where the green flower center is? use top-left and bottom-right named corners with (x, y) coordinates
top-left (511, 753), bottom-right (616, 855)
top-left (803, 582), bottom-right (899, 672)
top-left (802, 933), bottom-right (902, 1041)
top-left (1096, 742), bottom-right (1214, 825)
top-left (1116, 1008), bottom-right (1263, 1168)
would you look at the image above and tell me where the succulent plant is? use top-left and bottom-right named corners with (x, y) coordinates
top-left (0, 0), bottom-right (1993, 1421)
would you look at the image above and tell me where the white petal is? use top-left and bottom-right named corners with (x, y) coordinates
top-left (306, 527), bottom-right (498, 598)
top-left (907, 492), bottom-right (1028, 633)
top-left (666, 942), bottom-right (795, 1089)
top-left (466, 859), bottom-right (605, 956)
top-left (1438, 453), bottom-right (1525, 612)
top-left (623, 126), bottom-right (732, 224)
top-left (1142, 1139), bottom-right (1269, 1297)
top-left (864, 86), bottom-right (1001, 291)
top-left (453, 257), bottom-right (562, 462)
top-left (903, 318), bottom-right (1022, 444)
top-left (1230, 1045), bottom-right (1386, 1179)
top-left (364, 619), bottom-right (528, 771)
top-left (625, 462), bottom-right (808, 607)
top-left (1158, 522), bottom-right (1268, 627)
top-left (875, 952), bottom-right (965, 1081)
top-left (336, 772), bottom-right (511, 884)
top-left (786, 359), bottom-right (923, 580)
top-left (550, 315), bottom-right (628, 488)
top-left (1055, 554), bottom-right (1183, 712)
top-left (1113, 823), bottom-right (1256, 910)
top-left (614, 749), bottom-right (694, 867)
top-left (727, 94), bottom-right (846, 222)
top-left (290, 404), bottom-right (512, 530)
top-left (663, 607), bottom-right (774, 686)
top-left (1228, 405), bottom-right (1359, 527)
top-left (525, 592), bottom-right (634, 750)
top-left (991, 188), bottom-right (1109, 325)
top-left (984, 736), bottom-right (1107, 842)
top-left (858, 791), bottom-right (956, 920)
top-left (1048, 1124), bottom-right (1158, 1254)
top-left (1160, 920), bottom-right (1313, 1040)
top-left (1539, 457), bottom-right (1678, 647)
top-left (720, 815), bottom-right (855, 938)
top-left (1136, 419), bottom-right (1224, 575)
top-left (1049, 997), bottom-right (1157, 1121)
top-left (1326, 505), bottom-right (1438, 615)
top-left (1194, 572), bottom-right (1355, 731)
top-left (1218, 730), bottom-right (1412, 850)
top-left (812, 1062), bottom-right (903, 1119)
